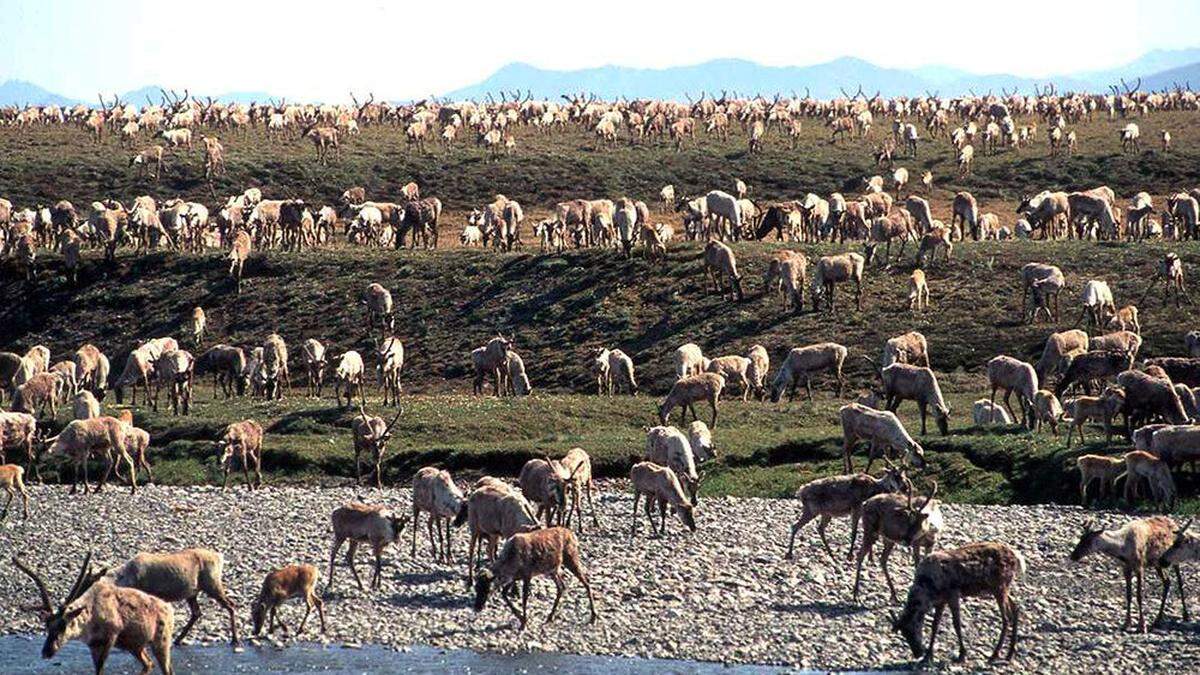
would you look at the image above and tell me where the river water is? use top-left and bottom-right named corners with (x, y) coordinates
top-left (0, 635), bottom-right (814, 674)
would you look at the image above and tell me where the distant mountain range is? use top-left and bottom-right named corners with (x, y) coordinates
top-left (1078, 48), bottom-right (1200, 89)
top-left (442, 49), bottom-right (1200, 101)
top-left (4, 48), bottom-right (1200, 106)
top-left (1141, 61), bottom-right (1200, 92)
top-left (0, 80), bottom-right (79, 106)
top-left (0, 82), bottom-right (275, 107)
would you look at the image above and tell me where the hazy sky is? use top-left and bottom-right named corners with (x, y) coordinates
top-left (2, 0), bottom-right (1198, 101)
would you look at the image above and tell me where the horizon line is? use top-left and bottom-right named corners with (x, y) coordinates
top-left (4, 46), bottom-right (1200, 104)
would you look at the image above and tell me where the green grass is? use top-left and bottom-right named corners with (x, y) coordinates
top-left (7, 234), bottom-right (1200, 509)
top-left (22, 383), bottom-right (1200, 512)
top-left (6, 240), bottom-right (1199, 392)
top-left (5, 111), bottom-right (1200, 509)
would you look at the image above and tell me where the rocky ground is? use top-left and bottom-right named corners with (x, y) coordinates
top-left (1, 484), bottom-right (1199, 673)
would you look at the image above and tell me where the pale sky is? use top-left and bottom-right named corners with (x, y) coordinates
top-left (1, 0), bottom-right (1198, 102)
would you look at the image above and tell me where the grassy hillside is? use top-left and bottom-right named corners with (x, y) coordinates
top-left (5, 240), bottom-right (1199, 393)
top-left (1, 109), bottom-right (1199, 215)
top-left (4, 108), bottom-right (1200, 507)
top-left (4, 240), bottom-right (1200, 509)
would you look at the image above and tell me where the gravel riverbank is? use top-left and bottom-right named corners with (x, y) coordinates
top-left (1, 485), bottom-right (1198, 673)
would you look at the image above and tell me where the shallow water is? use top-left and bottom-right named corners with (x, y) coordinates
top-left (0, 635), bottom-right (810, 674)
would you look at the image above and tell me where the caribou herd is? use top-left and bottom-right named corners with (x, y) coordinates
top-left (2, 79), bottom-right (1194, 163)
top-left (3, 80), bottom-right (1200, 284)
top-left (5, 244), bottom-right (1200, 670)
top-left (5, 84), bottom-right (1200, 673)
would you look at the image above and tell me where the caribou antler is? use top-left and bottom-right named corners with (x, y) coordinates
top-left (12, 556), bottom-right (53, 612)
top-left (63, 552), bottom-right (94, 605)
top-left (917, 481), bottom-right (938, 512)
top-left (66, 554), bottom-right (106, 606)
top-left (15, 551), bottom-right (103, 613)
top-left (380, 405), bottom-right (404, 441)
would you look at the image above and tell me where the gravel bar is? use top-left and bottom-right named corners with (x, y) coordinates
top-left (1, 485), bottom-right (1199, 673)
